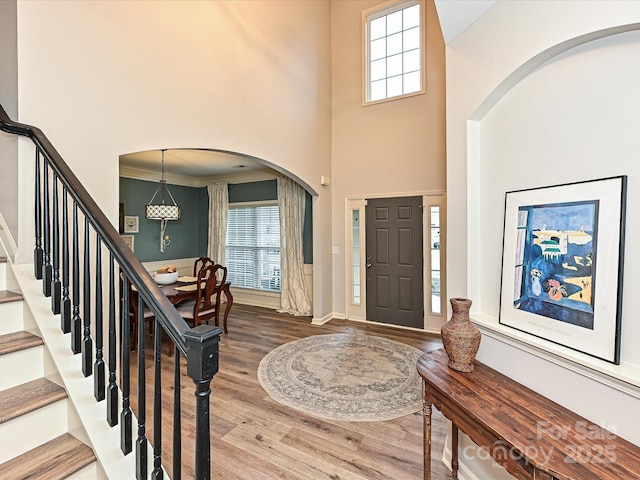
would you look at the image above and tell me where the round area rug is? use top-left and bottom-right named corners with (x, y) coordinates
top-left (257, 333), bottom-right (424, 422)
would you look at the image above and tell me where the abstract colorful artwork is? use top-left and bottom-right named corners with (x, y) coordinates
top-left (513, 200), bottom-right (597, 329)
top-left (500, 176), bottom-right (626, 364)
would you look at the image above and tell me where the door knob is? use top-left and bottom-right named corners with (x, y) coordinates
top-left (366, 263), bottom-right (372, 268)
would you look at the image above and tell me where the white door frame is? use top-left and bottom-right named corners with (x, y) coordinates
top-left (345, 191), bottom-right (446, 333)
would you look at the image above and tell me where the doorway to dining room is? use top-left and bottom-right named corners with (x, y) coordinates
top-left (118, 148), bottom-right (316, 313)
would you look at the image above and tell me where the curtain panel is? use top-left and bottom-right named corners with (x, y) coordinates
top-left (277, 176), bottom-right (312, 316)
top-left (207, 181), bottom-right (228, 267)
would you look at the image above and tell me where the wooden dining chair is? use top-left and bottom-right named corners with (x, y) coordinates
top-left (120, 273), bottom-right (155, 351)
top-left (176, 263), bottom-right (227, 328)
top-left (193, 256), bottom-right (214, 277)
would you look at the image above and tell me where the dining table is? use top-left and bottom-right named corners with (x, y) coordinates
top-left (159, 276), bottom-right (234, 333)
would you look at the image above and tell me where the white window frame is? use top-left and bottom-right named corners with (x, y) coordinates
top-left (225, 201), bottom-right (281, 293)
top-left (362, 0), bottom-right (426, 106)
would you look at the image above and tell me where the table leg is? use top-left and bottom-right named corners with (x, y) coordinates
top-left (452, 424), bottom-right (459, 479)
top-left (423, 383), bottom-right (432, 480)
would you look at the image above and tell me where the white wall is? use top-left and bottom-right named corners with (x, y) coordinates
top-left (447, 1), bottom-right (640, 476)
top-left (15, 0), bottom-right (332, 319)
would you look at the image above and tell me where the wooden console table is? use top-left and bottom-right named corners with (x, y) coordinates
top-left (417, 349), bottom-right (640, 480)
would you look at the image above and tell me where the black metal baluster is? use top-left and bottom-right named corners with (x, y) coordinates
top-left (136, 296), bottom-right (148, 480)
top-left (82, 217), bottom-right (92, 376)
top-left (173, 349), bottom-right (182, 480)
top-left (43, 159), bottom-right (52, 296)
top-left (34, 148), bottom-right (43, 280)
top-left (185, 328), bottom-right (222, 480)
top-left (51, 173), bottom-right (61, 314)
top-left (61, 186), bottom-right (71, 330)
top-left (71, 202), bottom-right (82, 354)
top-left (94, 236), bottom-right (105, 402)
top-left (152, 323), bottom-right (163, 479)
top-left (107, 253), bottom-right (118, 426)
top-left (121, 275), bottom-right (132, 455)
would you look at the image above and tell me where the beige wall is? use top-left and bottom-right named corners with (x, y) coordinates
top-left (0, 0), bottom-right (18, 240)
top-left (330, 0), bottom-right (446, 316)
top-left (12, 0), bottom-right (445, 319)
top-left (15, 0), bottom-right (333, 318)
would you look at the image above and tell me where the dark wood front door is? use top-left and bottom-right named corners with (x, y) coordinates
top-left (365, 196), bottom-right (423, 328)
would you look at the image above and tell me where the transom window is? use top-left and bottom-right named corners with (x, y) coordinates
top-left (363, 0), bottom-right (424, 104)
top-left (226, 204), bottom-right (281, 292)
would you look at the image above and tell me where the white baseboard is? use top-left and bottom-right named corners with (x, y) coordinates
top-left (311, 314), bottom-right (331, 325)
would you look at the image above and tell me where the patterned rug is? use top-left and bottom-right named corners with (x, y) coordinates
top-left (257, 333), bottom-right (424, 422)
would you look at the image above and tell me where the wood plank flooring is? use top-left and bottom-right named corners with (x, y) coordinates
top-left (0, 434), bottom-right (95, 479)
top-left (130, 304), bottom-right (453, 479)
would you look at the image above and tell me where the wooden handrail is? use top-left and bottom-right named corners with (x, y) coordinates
top-left (0, 102), bottom-right (222, 479)
top-left (0, 103), bottom-right (191, 352)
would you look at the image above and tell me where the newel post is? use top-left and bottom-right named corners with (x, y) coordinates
top-left (184, 324), bottom-right (223, 480)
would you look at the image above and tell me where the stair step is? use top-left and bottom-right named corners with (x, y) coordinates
top-left (0, 290), bottom-right (22, 304)
top-left (0, 331), bottom-right (43, 356)
top-left (0, 433), bottom-right (95, 479)
top-left (0, 378), bottom-right (66, 424)
top-left (0, 331), bottom-right (44, 392)
top-left (0, 290), bottom-right (25, 336)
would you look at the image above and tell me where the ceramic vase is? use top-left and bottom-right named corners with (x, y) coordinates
top-left (441, 297), bottom-right (481, 372)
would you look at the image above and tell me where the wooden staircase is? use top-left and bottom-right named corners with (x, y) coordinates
top-left (0, 256), bottom-right (98, 479)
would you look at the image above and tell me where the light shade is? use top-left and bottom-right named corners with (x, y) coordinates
top-left (145, 149), bottom-right (180, 223)
top-left (145, 204), bottom-right (180, 221)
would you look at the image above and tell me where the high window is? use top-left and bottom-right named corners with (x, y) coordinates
top-left (225, 203), bottom-right (281, 292)
top-left (363, 0), bottom-right (424, 104)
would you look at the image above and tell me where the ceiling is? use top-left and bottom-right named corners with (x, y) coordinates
top-left (434, 0), bottom-right (496, 44)
top-left (120, 149), bottom-right (271, 178)
top-left (120, 3), bottom-right (495, 180)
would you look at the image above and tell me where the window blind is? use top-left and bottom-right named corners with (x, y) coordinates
top-left (226, 205), bottom-right (281, 291)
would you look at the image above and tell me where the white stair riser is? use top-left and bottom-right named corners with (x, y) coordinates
top-left (0, 301), bottom-right (23, 335)
top-left (0, 399), bottom-right (68, 464)
top-left (64, 461), bottom-right (98, 480)
top-left (0, 346), bottom-right (44, 391)
top-left (0, 262), bottom-right (6, 290)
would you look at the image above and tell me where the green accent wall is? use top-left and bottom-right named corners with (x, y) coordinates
top-left (120, 177), bottom-right (313, 264)
top-left (119, 178), bottom-right (207, 262)
top-left (228, 179), bottom-right (277, 202)
top-left (302, 192), bottom-right (313, 264)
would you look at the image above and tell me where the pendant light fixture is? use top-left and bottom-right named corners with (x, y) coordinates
top-left (145, 149), bottom-right (180, 252)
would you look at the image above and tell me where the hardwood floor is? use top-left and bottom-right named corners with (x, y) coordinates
top-left (131, 304), bottom-right (453, 479)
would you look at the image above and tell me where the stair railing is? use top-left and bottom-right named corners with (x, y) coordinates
top-left (0, 103), bottom-right (221, 480)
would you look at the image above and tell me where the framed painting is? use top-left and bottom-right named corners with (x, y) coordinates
top-left (121, 234), bottom-right (135, 252)
top-left (499, 176), bottom-right (627, 364)
top-left (124, 215), bottom-right (139, 233)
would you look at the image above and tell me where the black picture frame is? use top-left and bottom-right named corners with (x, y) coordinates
top-left (499, 176), bottom-right (627, 364)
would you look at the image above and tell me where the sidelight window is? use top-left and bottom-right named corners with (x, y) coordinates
top-left (430, 206), bottom-right (441, 314)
